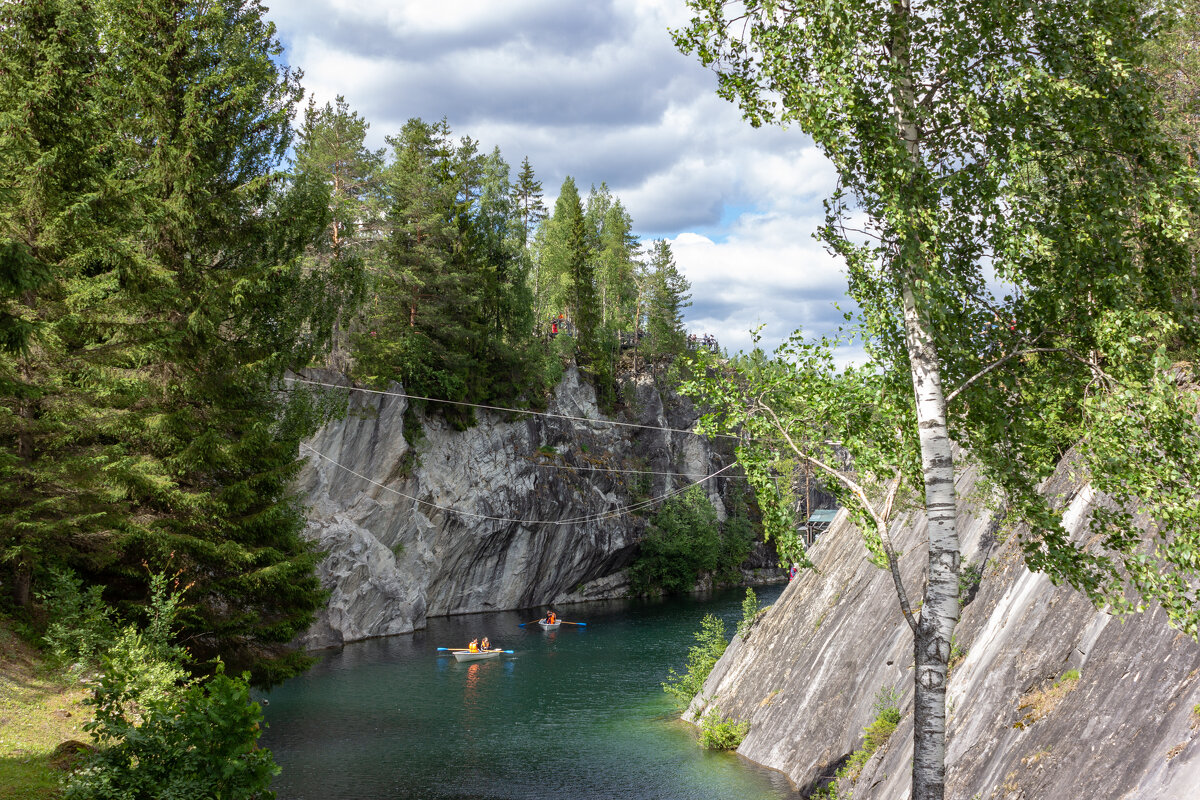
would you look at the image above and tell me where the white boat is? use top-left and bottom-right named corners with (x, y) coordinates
top-left (538, 619), bottom-right (561, 630)
top-left (451, 648), bottom-right (504, 662)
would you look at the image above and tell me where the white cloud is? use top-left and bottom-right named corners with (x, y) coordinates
top-left (266, 0), bottom-right (859, 360)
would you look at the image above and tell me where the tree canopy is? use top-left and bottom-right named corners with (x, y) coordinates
top-left (676, 1), bottom-right (1200, 798)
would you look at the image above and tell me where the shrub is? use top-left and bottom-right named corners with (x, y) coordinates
top-left (737, 587), bottom-right (762, 639)
top-left (958, 559), bottom-right (983, 605)
top-left (629, 486), bottom-right (722, 594)
top-left (38, 569), bottom-right (115, 669)
top-left (65, 571), bottom-right (279, 800)
top-left (68, 663), bottom-right (277, 800)
top-left (698, 707), bottom-right (749, 750)
top-left (663, 614), bottom-right (728, 708)
top-left (842, 687), bottom-right (902, 782)
top-left (717, 503), bottom-right (757, 584)
top-left (629, 486), bottom-right (756, 595)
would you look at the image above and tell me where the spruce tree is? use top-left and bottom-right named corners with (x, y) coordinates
top-left (0, 0), bottom-right (114, 607)
top-left (645, 239), bottom-right (691, 360)
top-left (356, 118), bottom-right (470, 400)
top-left (513, 156), bottom-right (546, 249)
top-left (0, 0), bottom-right (347, 682)
top-left (540, 177), bottom-right (599, 359)
top-left (597, 198), bottom-right (641, 334)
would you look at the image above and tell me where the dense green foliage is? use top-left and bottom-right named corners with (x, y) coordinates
top-left (678, 0), bottom-right (1200, 634)
top-left (0, 0), bottom-right (696, 689)
top-left (662, 613), bottom-right (729, 709)
top-left (677, 3), bottom-right (1200, 797)
top-left (698, 707), bottom-right (750, 750)
top-left (65, 571), bottom-right (277, 800)
top-left (334, 118), bottom-right (693, 411)
top-left (0, 0), bottom-right (343, 683)
top-left (628, 485), bottom-right (754, 595)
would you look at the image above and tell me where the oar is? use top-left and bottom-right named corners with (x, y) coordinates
top-left (436, 647), bottom-right (514, 654)
top-left (517, 618), bottom-right (544, 628)
top-left (559, 621), bottom-right (587, 626)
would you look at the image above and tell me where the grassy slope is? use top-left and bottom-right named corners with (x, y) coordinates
top-left (0, 620), bottom-right (92, 800)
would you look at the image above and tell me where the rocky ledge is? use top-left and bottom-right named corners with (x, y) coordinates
top-left (688, 456), bottom-right (1200, 800)
top-left (293, 366), bottom-right (756, 648)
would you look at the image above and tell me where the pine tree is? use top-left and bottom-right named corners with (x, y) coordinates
top-left (292, 96), bottom-right (382, 369)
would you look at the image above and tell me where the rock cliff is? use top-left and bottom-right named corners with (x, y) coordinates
top-left (293, 366), bottom-right (764, 648)
top-left (688, 456), bottom-right (1200, 800)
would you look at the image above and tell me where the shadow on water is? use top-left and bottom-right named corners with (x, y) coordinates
top-left (260, 586), bottom-right (802, 800)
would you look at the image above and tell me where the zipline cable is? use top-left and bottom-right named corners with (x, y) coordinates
top-left (524, 460), bottom-right (748, 479)
top-left (283, 375), bottom-right (740, 441)
top-left (299, 442), bottom-right (738, 527)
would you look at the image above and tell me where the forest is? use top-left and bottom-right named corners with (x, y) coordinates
top-left (0, 0), bottom-right (695, 688)
top-left (4, 0), bottom-right (1200, 798)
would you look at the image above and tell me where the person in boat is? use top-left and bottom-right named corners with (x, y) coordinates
top-left (480, 637), bottom-right (490, 651)
top-left (468, 638), bottom-right (479, 653)
top-left (544, 610), bottom-right (557, 625)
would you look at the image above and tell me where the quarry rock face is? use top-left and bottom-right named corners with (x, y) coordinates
top-left (689, 458), bottom-right (1200, 800)
top-left (293, 367), bottom-right (756, 648)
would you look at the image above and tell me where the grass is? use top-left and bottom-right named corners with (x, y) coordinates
top-left (811, 688), bottom-right (903, 797)
top-left (1013, 669), bottom-right (1080, 730)
top-left (0, 620), bottom-right (93, 800)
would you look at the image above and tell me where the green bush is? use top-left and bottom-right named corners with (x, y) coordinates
top-left (717, 503), bottom-right (757, 584)
top-left (38, 569), bottom-right (115, 669)
top-left (663, 614), bottom-right (728, 708)
top-left (958, 559), bottom-right (983, 604)
top-left (841, 687), bottom-right (902, 782)
top-left (737, 587), bottom-right (762, 639)
top-left (698, 706), bottom-right (749, 750)
top-left (68, 662), bottom-right (277, 800)
top-left (629, 485), bottom-right (756, 595)
top-left (65, 571), bottom-right (279, 800)
top-left (630, 486), bottom-right (722, 594)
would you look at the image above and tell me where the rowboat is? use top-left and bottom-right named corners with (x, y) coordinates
top-left (451, 648), bottom-right (504, 662)
top-left (538, 619), bottom-right (561, 630)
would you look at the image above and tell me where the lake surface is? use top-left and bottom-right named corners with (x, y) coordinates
top-left (260, 585), bottom-right (801, 800)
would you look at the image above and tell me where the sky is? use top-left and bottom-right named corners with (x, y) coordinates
top-left (265, 0), bottom-right (855, 357)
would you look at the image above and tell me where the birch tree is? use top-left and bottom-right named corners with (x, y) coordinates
top-left (675, 2), bottom-right (1200, 798)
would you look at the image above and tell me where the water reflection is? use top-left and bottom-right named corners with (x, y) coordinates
top-left (261, 587), bottom-right (800, 800)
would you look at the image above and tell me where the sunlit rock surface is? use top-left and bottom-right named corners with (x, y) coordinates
top-left (689, 458), bottom-right (1200, 800)
top-left (293, 366), bottom-right (757, 648)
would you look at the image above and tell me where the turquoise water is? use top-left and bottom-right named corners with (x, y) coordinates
top-left (260, 586), bottom-right (800, 800)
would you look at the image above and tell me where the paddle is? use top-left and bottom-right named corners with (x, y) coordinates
top-left (559, 621), bottom-right (587, 626)
top-left (517, 618), bottom-right (543, 628)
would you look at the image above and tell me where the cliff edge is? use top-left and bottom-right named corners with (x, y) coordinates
top-left (293, 366), bottom-right (761, 648)
top-left (688, 457), bottom-right (1200, 800)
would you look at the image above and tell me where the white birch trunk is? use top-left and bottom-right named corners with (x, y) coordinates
top-left (902, 282), bottom-right (959, 800)
top-left (892, 3), bottom-right (960, 799)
